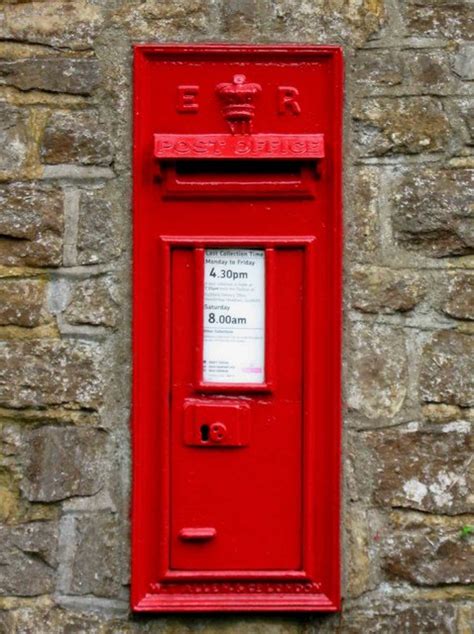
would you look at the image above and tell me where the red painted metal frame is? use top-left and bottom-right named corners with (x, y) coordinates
top-left (132, 44), bottom-right (343, 612)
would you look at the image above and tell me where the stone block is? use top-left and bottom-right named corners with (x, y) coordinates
top-left (113, 0), bottom-right (212, 39)
top-left (0, 278), bottom-right (47, 327)
top-left (345, 505), bottom-right (373, 598)
top-left (222, 0), bottom-right (267, 37)
top-left (0, 182), bottom-right (63, 267)
top-left (353, 97), bottom-right (451, 156)
top-left (0, 521), bottom-right (57, 596)
top-left (438, 272), bottom-right (474, 320)
top-left (458, 604), bottom-right (474, 634)
top-left (382, 513), bottom-right (474, 585)
top-left (0, 339), bottom-right (102, 409)
top-left (0, 58), bottom-right (100, 95)
top-left (348, 323), bottom-right (407, 421)
top-left (455, 44), bottom-right (474, 80)
top-left (454, 97), bottom-right (474, 143)
top-left (346, 167), bottom-right (381, 260)
top-left (65, 275), bottom-right (119, 328)
top-left (350, 265), bottom-right (425, 313)
top-left (404, 0), bottom-right (474, 40)
top-left (352, 49), bottom-right (402, 87)
top-left (341, 604), bottom-right (457, 634)
top-left (0, 1), bottom-right (104, 50)
top-left (0, 612), bottom-right (14, 634)
top-left (369, 422), bottom-right (473, 514)
top-left (422, 403), bottom-right (473, 424)
top-left (0, 474), bottom-right (19, 524)
top-left (77, 188), bottom-right (122, 265)
top-left (41, 110), bottom-right (113, 166)
top-left (68, 512), bottom-right (121, 598)
top-left (420, 331), bottom-right (474, 408)
top-left (0, 102), bottom-right (28, 173)
top-left (0, 465), bottom-right (58, 525)
top-left (20, 426), bottom-right (107, 502)
top-left (2, 599), bottom-right (105, 634)
top-left (404, 49), bottom-right (458, 94)
top-left (269, 0), bottom-right (385, 47)
top-left (391, 168), bottom-right (474, 258)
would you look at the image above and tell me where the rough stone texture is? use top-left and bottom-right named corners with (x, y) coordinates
top-left (0, 102), bottom-right (28, 173)
top-left (0, 604), bottom-right (97, 634)
top-left (350, 265), bottom-right (425, 313)
top-left (422, 403), bottom-right (474, 425)
top-left (353, 97), bottom-right (452, 156)
top-left (0, 1), bottom-right (104, 50)
top-left (403, 0), bottom-right (474, 40)
top-left (68, 513), bottom-right (121, 598)
top-left (0, 340), bottom-right (102, 409)
top-left (346, 167), bottom-right (380, 261)
top-left (339, 603), bottom-right (457, 634)
top-left (382, 520), bottom-right (473, 586)
top-left (41, 110), bottom-right (113, 166)
top-left (112, 0), bottom-right (215, 40)
top-left (461, 99), bottom-right (474, 143)
top-left (222, 0), bottom-right (267, 38)
top-left (0, 0), bottom-right (473, 630)
top-left (391, 168), bottom-right (474, 258)
top-left (369, 422), bottom-right (473, 514)
top-left (352, 49), bottom-right (403, 87)
top-left (0, 58), bottom-right (100, 95)
top-left (404, 49), bottom-right (459, 95)
top-left (348, 323), bottom-right (408, 422)
top-left (0, 182), bottom-right (63, 267)
top-left (455, 44), bottom-right (474, 81)
top-left (20, 426), bottom-right (107, 502)
top-left (76, 188), bottom-right (122, 265)
top-left (437, 272), bottom-right (474, 320)
top-left (269, 0), bottom-right (385, 47)
top-left (345, 505), bottom-right (373, 598)
top-left (0, 463), bottom-right (58, 526)
top-left (354, 47), bottom-right (465, 96)
top-left (65, 276), bottom-right (119, 328)
top-left (0, 521), bottom-right (58, 596)
top-left (420, 331), bottom-right (474, 408)
top-left (0, 278), bottom-right (47, 327)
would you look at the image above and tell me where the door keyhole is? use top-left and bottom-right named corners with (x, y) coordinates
top-left (200, 424), bottom-right (210, 442)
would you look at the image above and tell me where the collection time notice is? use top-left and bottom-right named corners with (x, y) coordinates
top-left (203, 249), bottom-right (265, 384)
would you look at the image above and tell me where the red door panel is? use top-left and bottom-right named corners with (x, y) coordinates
top-left (170, 248), bottom-right (303, 571)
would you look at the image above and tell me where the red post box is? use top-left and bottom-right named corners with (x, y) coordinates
top-left (132, 44), bottom-right (343, 612)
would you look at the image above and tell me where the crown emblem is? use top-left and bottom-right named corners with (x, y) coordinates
top-left (216, 74), bottom-right (262, 135)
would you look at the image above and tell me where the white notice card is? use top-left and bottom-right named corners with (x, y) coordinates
top-left (203, 249), bottom-right (265, 384)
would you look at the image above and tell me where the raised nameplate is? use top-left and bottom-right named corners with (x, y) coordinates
top-left (154, 134), bottom-right (324, 159)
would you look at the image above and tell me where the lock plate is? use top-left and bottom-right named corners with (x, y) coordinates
top-left (183, 399), bottom-right (250, 447)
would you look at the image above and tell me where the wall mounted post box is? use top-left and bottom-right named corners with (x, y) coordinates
top-left (132, 44), bottom-right (343, 612)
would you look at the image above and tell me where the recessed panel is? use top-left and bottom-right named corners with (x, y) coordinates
top-left (171, 247), bottom-right (303, 571)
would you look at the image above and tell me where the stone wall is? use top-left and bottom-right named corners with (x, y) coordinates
top-left (0, 1), bottom-right (472, 632)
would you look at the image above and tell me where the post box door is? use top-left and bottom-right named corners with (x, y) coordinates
top-left (170, 247), bottom-right (304, 570)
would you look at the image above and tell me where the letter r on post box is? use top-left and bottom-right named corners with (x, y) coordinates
top-left (277, 86), bottom-right (301, 115)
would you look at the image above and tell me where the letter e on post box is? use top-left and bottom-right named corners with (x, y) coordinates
top-left (132, 45), bottom-right (343, 612)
